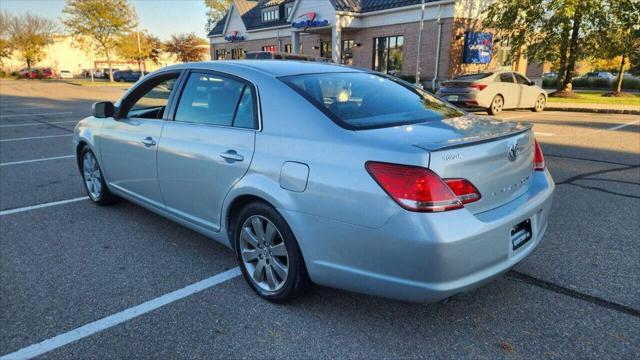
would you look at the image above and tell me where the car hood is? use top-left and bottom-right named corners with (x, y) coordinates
top-left (357, 114), bottom-right (532, 151)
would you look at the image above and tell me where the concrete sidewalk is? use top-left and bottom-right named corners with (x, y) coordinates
top-left (546, 101), bottom-right (640, 115)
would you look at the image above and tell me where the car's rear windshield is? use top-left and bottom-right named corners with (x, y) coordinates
top-left (453, 72), bottom-right (493, 81)
top-left (280, 72), bottom-right (464, 130)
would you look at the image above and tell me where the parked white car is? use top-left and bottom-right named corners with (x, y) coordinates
top-left (59, 70), bottom-right (73, 79)
top-left (436, 71), bottom-right (547, 115)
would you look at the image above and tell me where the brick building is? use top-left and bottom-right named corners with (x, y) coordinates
top-left (208, 0), bottom-right (536, 88)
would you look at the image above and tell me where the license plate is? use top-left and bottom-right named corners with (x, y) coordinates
top-left (511, 219), bottom-right (532, 251)
top-left (447, 95), bottom-right (459, 102)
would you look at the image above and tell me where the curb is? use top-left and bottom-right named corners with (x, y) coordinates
top-left (545, 106), bottom-right (640, 115)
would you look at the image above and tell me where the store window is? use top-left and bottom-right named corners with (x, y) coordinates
top-left (262, 45), bottom-right (277, 52)
top-left (231, 48), bottom-right (244, 60)
top-left (215, 49), bottom-right (227, 60)
top-left (341, 40), bottom-right (355, 65)
top-left (495, 37), bottom-right (512, 67)
top-left (285, 4), bottom-right (293, 18)
top-left (262, 7), bottom-right (279, 22)
top-left (373, 36), bottom-right (404, 75)
top-left (284, 44), bottom-right (292, 53)
top-left (320, 40), bottom-right (332, 59)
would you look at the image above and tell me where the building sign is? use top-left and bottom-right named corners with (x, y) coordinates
top-left (224, 31), bottom-right (245, 42)
top-left (291, 12), bottom-right (329, 30)
top-left (462, 32), bottom-right (492, 64)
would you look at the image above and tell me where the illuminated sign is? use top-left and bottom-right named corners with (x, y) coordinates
top-left (224, 31), bottom-right (245, 42)
top-left (291, 12), bottom-right (329, 29)
top-left (462, 32), bottom-right (492, 64)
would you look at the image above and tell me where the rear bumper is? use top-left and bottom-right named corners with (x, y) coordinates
top-left (281, 169), bottom-right (555, 302)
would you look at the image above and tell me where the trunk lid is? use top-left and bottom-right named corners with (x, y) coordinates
top-left (361, 115), bottom-right (534, 214)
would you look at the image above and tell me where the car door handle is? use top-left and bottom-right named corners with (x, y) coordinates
top-left (141, 137), bottom-right (156, 147)
top-left (219, 150), bottom-right (244, 162)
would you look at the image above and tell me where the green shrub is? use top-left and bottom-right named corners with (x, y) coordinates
top-left (542, 78), bottom-right (557, 88)
top-left (592, 78), bottom-right (613, 89)
top-left (622, 77), bottom-right (640, 90)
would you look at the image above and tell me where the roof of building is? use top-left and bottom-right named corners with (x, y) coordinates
top-left (209, 0), bottom-right (436, 37)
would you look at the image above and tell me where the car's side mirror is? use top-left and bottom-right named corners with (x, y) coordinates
top-left (528, 81), bottom-right (536, 86)
top-left (92, 102), bottom-right (114, 118)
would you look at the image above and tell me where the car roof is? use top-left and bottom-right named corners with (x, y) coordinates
top-left (159, 60), bottom-right (367, 77)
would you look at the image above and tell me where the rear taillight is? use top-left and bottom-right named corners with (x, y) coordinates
top-left (469, 84), bottom-right (487, 91)
top-left (444, 179), bottom-right (481, 204)
top-left (365, 162), bottom-right (480, 212)
top-left (533, 139), bottom-right (545, 171)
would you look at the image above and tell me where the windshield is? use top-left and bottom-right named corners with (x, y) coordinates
top-left (280, 72), bottom-right (464, 130)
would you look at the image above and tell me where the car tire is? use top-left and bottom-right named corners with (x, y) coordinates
top-left (488, 95), bottom-right (504, 115)
top-left (80, 147), bottom-right (117, 206)
top-left (532, 94), bottom-right (546, 112)
top-left (234, 201), bottom-right (310, 303)
top-left (119, 78), bottom-right (125, 83)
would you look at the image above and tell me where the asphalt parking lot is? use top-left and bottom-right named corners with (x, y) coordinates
top-left (1, 79), bottom-right (639, 359)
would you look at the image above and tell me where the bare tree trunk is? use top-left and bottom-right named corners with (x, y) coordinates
top-left (561, 9), bottom-right (583, 93)
top-left (106, 50), bottom-right (114, 82)
top-left (556, 23), bottom-right (571, 91)
top-left (615, 55), bottom-right (625, 94)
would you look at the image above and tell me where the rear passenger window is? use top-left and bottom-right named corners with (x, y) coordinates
top-left (498, 73), bottom-right (515, 83)
top-left (174, 72), bottom-right (256, 128)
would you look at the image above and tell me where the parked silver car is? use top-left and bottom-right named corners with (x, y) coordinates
top-left (436, 71), bottom-right (547, 115)
top-left (74, 61), bottom-right (554, 303)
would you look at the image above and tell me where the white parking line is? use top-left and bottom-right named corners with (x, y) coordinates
top-left (0, 197), bottom-right (89, 216)
top-left (0, 155), bottom-right (75, 167)
top-left (534, 131), bottom-right (554, 137)
top-left (608, 120), bottom-right (639, 131)
top-left (0, 267), bottom-right (242, 360)
top-left (0, 120), bottom-right (77, 128)
top-left (0, 134), bottom-right (72, 142)
top-left (0, 112), bottom-right (73, 118)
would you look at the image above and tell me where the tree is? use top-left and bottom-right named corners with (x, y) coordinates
top-left (6, 12), bottom-right (57, 69)
top-left (164, 33), bottom-right (208, 62)
top-left (62, 0), bottom-right (135, 82)
top-left (116, 31), bottom-right (162, 70)
top-left (0, 11), bottom-right (14, 65)
top-left (593, 0), bottom-right (640, 94)
top-left (204, 0), bottom-right (232, 33)
top-left (484, 0), bottom-right (601, 95)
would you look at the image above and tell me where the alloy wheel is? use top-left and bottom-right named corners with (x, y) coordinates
top-left (83, 151), bottom-right (102, 200)
top-left (491, 96), bottom-right (503, 114)
top-left (535, 95), bottom-right (545, 111)
top-left (239, 215), bottom-right (289, 292)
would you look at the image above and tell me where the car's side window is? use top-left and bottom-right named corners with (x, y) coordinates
top-left (514, 73), bottom-right (529, 85)
top-left (125, 74), bottom-right (179, 119)
top-left (174, 72), bottom-right (256, 129)
top-left (498, 73), bottom-right (515, 83)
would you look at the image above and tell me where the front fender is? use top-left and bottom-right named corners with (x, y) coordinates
top-left (73, 116), bottom-right (105, 170)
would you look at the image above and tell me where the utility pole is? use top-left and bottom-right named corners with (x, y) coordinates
top-left (415, 0), bottom-right (425, 87)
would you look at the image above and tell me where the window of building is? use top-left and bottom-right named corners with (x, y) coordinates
top-left (285, 4), bottom-right (293, 18)
top-left (320, 40), bottom-right (332, 59)
top-left (231, 48), bottom-right (244, 59)
top-left (284, 44), bottom-right (292, 53)
top-left (174, 72), bottom-right (256, 128)
top-left (341, 40), bottom-right (354, 65)
top-left (262, 7), bottom-right (279, 22)
top-left (373, 36), bottom-right (403, 75)
top-left (262, 45), bottom-right (277, 52)
top-left (215, 49), bottom-right (226, 60)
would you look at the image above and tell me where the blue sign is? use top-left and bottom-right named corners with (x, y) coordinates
top-left (224, 31), bottom-right (245, 42)
top-left (462, 32), bottom-right (492, 64)
top-left (291, 12), bottom-right (329, 29)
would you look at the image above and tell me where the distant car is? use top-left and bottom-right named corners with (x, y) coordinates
top-left (59, 70), bottom-right (73, 79)
top-left (98, 68), bottom-right (119, 79)
top-left (582, 71), bottom-right (616, 80)
top-left (41, 68), bottom-right (56, 79)
top-left (113, 70), bottom-right (142, 82)
top-left (244, 51), bottom-right (321, 61)
top-left (542, 72), bottom-right (558, 79)
top-left (18, 68), bottom-right (31, 78)
top-left (436, 71), bottom-right (547, 115)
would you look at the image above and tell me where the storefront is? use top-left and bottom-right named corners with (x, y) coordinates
top-left (208, 0), bottom-right (534, 87)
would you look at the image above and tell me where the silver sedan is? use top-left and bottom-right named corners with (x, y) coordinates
top-left (74, 61), bottom-right (555, 303)
top-left (436, 71), bottom-right (547, 115)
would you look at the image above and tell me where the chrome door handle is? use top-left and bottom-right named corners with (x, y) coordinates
top-left (220, 150), bottom-right (244, 162)
top-left (141, 137), bottom-right (156, 147)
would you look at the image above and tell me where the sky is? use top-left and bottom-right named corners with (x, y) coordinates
top-left (1, 0), bottom-right (211, 40)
